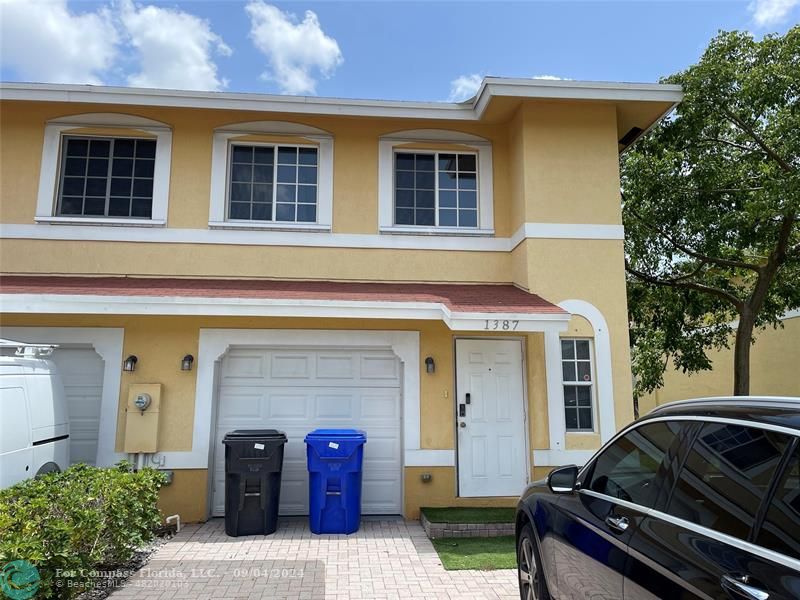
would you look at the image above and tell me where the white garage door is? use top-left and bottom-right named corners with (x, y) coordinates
top-left (212, 347), bottom-right (403, 516)
top-left (0, 345), bottom-right (104, 466)
top-left (51, 348), bottom-right (104, 466)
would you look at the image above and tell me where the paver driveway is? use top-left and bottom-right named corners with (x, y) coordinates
top-left (111, 518), bottom-right (518, 599)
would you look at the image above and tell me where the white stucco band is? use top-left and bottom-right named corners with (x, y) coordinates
top-left (0, 326), bottom-right (126, 467)
top-left (534, 299), bottom-right (616, 468)
top-left (143, 329), bottom-right (421, 470)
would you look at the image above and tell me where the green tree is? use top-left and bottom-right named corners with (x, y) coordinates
top-left (623, 27), bottom-right (800, 399)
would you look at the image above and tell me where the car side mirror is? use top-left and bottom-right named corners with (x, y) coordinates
top-left (547, 465), bottom-right (579, 494)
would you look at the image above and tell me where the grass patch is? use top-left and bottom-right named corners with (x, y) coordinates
top-left (431, 536), bottom-right (517, 570)
top-left (421, 506), bottom-right (515, 524)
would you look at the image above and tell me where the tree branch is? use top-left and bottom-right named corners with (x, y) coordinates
top-left (720, 107), bottom-right (795, 174)
top-left (697, 137), bottom-right (759, 153)
top-left (625, 260), bottom-right (744, 309)
top-left (624, 198), bottom-right (763, 272)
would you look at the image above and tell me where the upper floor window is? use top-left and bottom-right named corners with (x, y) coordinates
top-left (561, 338), bottom-right (595, 431)
top-left (228, 144), bottom-right (318, 223)
top-left (394, 152), bottom-right (477, 228)
top-left (209, 121), bottom-right (333, 231)
top-left (58, 136), bottom-right (156, 219)
top-left (36, 113), bottom-right (172, 226)
top-left (378, 130), bottom-right (494, 235)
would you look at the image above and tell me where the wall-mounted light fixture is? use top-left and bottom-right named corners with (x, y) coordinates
top-left (123, 355), bottom-right (138, 372)
top-left (181, 354), bottom-right (194, 371)
top-left (425, 356), bottom-right (435, 374)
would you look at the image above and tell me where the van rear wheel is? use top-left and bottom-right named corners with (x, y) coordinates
top-left (35, 462), bottom-right (61, 477)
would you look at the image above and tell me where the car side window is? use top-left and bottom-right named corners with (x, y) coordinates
top-left (585, 421), bottom-right (681, 508)
top-left (755, 441), bottom-right (800, 560)
top-left (666, 422), bottom-right (791, 541)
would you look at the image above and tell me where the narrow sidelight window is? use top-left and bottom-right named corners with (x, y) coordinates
top-left (561, 338), bottom-right (594, 431)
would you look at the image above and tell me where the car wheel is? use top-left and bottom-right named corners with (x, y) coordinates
top-left (518, 523), bottom-right (549, 600)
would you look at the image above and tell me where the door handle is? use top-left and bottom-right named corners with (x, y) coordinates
top-left (605, 515), bottom-right (629, 533)
top-left (459, 403), bottom-right (466, 417)
top-left (721, 574), bottom-right (769, 600)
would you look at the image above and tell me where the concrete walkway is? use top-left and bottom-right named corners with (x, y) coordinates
top-left (111, 518), bottom-right (518, 599)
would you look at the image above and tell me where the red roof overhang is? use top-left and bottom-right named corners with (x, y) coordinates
top-left (0, 276), bottom-right (570, 332)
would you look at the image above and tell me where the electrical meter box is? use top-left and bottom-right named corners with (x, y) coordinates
top-left (123, 383), bottom-right (162, 453)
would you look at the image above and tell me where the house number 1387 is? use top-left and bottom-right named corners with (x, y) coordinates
top-left (484, 319), bottom-right (519, 331)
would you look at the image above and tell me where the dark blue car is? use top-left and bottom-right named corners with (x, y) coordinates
top-left (515, 396), bottom-right (800, 600)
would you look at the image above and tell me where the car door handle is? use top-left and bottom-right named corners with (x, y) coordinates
top-left (720, 574), bottom-right (769, 600)
top-left (605, 515), bottom-right (629, 533)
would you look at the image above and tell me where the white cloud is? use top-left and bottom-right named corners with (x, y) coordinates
top-left (0, 0), bottom-right (119, 84)
top-left (118, 0), bottom-right (231, 90)
top-left (0, 0), bottom-right (230, 90)
top-left (245, 1), bottom-right (343, 95)
top-left (749, 0), bottom-right (800, 26)
top-left (532, 74), bottom-right (564, 80)
top-left (448, 74), bottom-right (482, 102)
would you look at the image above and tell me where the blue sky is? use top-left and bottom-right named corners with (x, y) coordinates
top-left (1, 1), bottom-right (798, 102)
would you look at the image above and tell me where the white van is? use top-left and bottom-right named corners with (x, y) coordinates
top-left (0, 340), bottom-right (70, 488)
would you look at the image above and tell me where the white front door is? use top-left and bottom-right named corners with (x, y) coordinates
top-left (456, 339), bottom-right (528, 497)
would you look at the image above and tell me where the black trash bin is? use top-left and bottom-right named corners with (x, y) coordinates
top-left (222, 429), bottom-right (287, 536)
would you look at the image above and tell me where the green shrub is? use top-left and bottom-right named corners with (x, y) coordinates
top-left (0, 462), bottom-right (166, 598)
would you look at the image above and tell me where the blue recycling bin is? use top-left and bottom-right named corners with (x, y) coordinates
top-left (305, 429), bottom-right (367, 534)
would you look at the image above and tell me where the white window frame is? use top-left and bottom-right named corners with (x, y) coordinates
top-left (226, 141), bottom-right (320, 224)
top-left (378, 129), bottom-right (494, 235)
top-left (209, 121), bottom-right (333, 231)
top-left (560, 337), bottom-right (597, 432)
top-left (35, 113), bottom-right (172, 226)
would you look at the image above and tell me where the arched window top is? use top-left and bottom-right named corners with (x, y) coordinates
top-left (214, 120), bottom-right (331, 138)
top-left (380, 128), bottom-right (489, 145)
top-left (48, 112), bottom-right (170, 131)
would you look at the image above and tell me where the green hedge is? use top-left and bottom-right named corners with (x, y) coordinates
top-left (0, 462), bottom-right (166, 598)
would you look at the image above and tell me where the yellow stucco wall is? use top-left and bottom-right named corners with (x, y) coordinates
top-left (0, 95), bottom-right (633, 519)
top-left (1, 313), bottom-right (559, 519)
top-left (640, 315), bottom-right (800, 415)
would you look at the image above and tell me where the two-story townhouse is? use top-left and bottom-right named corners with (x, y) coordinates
top-left (0, 78), bottom-right (681, 521)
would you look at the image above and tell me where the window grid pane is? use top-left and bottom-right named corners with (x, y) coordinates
top-left (58, 136), bottom-right (155, 219)
top-left (228, 144), bottom-right (317, 223)
top-left (394, 151), bottom-right (478, 228)
top-left (561, 338), bottom-right (594, 431)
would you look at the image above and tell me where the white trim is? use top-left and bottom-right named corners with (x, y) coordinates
top-left (544, 330), bottom-right (567, 453)
top-left (35, 114), bottom-right (172, 226)
top-left (540, 300), bottom-right (616, 464)
top-left (0, 326), bottom-right (125, 467)
top-left (0, 293), bottom-right (571, 333)
top-left (378, 131), bottom-right (494, 233)
top-left (0, 222), bottom-right (624, 250)
top-left (146, 329), bottom-right (419, 471)
top-left (209, 122), bottom-right (333, 230)
top-left (0, 80), bottom-right (683, 122)
top-left (404, 449), bottom-right (455, 466)
top-left (532, 449), bottom-right (595, 466)
top-left (509, 223), bottom-right (624, 248)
